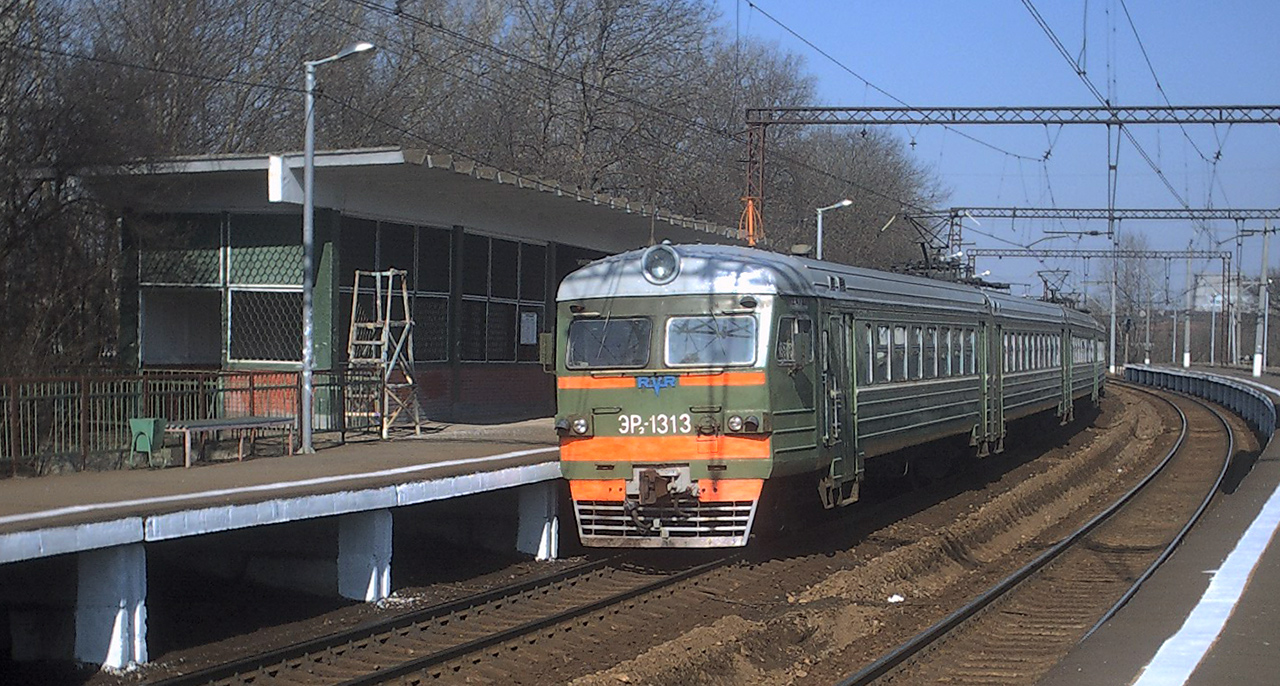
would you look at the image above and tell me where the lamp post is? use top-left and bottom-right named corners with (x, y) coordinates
top-left (301, 41), bottom-right (375, 454)
top-left (815, 198), bottom-right (852, 260)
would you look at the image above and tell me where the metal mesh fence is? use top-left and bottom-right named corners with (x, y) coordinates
top-left (229, 290), bottom-right (302, 362)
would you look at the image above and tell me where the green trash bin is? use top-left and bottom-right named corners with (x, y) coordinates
top-left (129, 418), bottom-right (167, 468)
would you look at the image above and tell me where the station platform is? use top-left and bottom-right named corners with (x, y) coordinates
top-left (0, 419), bottom-right (558, 559)
top-left (0, 419), bottom-right (561, 669)
top-left (1041, 366), bottom-right (1280, 686)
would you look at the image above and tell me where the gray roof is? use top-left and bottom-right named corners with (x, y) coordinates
top-left (558, 243), bottom-right (1104, 332)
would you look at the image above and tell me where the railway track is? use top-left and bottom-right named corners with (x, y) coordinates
top-left (148, 552), bottom-right (738, 686)
top-left (132, 385), bottom-right (1205, 686)
top-left (837, 383), bottom-right (1241, 686)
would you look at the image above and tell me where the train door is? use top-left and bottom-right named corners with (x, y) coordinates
top-left (819, 312), bottom-right (858, 507)
top-left (1059, 328), bottom-right (1073, 422)
top-left (982, 321), bottom-right (1004, 456)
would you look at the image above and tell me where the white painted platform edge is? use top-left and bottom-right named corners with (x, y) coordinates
top-left (1133, 473), bottom-right (1280, 685)
top-left (0, 517), bottom-right (143, 564)
top-left (1132, 375), bottom-right (1280, 685)
top-left (146, 460), bottom-right (562, 541)
top-left (1, 448), bottom-right (559, 561)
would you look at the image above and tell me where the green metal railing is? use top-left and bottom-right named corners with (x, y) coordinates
top-left (1, 369), bottom-right (383, 477)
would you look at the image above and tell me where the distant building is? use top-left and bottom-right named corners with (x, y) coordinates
top-left (1193, 272), bottom-right (1255, 313)
top-left (87, 147), bottom-right (738, 422)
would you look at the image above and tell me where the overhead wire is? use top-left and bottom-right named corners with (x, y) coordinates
top-left (1117, 0), bottom-right (1211, 163)
top-left (1020, 0), bottom-right (1191, 209)
top-left (740, 0), bottom-right (1042, 163)
top-left (8, 41), bottom-right (302, 95)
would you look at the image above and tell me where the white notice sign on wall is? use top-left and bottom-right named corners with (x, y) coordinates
top-left (520, 311), bottom-right (539, 345)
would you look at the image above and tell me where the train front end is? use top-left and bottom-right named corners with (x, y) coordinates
top-left (555, 245), bottom-right (777, 548)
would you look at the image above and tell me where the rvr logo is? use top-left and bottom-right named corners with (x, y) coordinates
top-left (636, 375), bottom-right (678, 396)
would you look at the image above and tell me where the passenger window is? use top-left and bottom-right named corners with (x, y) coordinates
top-left (940, 328), bottom-right (951, 376)
top-left (966, 330), bottom-right (976, 375)
top-left (954, 329), bottom-right (965, 375)
top-left (893, 326), bottom-right (908, 381)
top-left (862, 323), bottom-right (873, 385)
top-left (875, 325), bottom-right (891, 383)
top-left (924, 327), bottom-right (938, 379)
top-left (909, 327), bottom-right (922, 380)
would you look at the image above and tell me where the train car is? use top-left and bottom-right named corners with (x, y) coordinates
top-left (554, 243), bottom-right (1105, 548)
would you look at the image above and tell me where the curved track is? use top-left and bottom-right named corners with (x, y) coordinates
top-left (837, 383), bottom-right (1239, 686)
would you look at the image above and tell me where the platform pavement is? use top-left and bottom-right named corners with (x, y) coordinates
top-left (1039, 366), bottom-right (1280, 686)
top-left (0, 418), bottom-right (559, 561)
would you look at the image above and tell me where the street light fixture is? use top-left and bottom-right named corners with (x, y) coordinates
top-left (301, 40), bottom-right (375, 454)
top-left (815, 199), bottom-right (852, 260)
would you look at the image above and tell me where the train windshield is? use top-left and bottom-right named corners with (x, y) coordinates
top-left (566, 317), bottom-right (652, 369)
top-left (665, 315), bottom-right (757, 367)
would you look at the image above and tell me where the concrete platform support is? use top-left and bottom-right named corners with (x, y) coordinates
top-left (516, 482), bottom-right (559, 561)
top-left (75, 544), bottom-right (147, 668)
top-left (338, 509), bottom-right (392, 601)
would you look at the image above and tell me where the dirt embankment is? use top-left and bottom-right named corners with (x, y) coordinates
top-left (574, 392), bottom-right (1168, 686)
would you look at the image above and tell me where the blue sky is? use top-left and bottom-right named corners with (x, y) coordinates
top-left (713, 0), bottom-right (1280, 296)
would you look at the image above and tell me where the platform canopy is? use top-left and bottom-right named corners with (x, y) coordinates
top-left (89, 146), bottom-right (738, 253)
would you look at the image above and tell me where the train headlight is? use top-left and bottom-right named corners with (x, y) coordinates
top-left (641, 244), bottom-right (680, 285)
top-left (744, 415), bottom-right (760, 432)
top-left (727, 415), bottom-right (745, 432)
top-left (572, 417), bottom-right (590, 435)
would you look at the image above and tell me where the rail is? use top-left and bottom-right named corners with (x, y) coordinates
top-left (838, 382), bottom-right (1235, 685)
top-left (0, 368), bottom-right (384, 477)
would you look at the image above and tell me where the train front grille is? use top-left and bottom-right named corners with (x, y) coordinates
top-left (573, 498), bottom-right (758, 548)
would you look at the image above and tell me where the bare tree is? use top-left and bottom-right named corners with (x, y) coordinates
top-left (0, 0), bottom-right (945, 374)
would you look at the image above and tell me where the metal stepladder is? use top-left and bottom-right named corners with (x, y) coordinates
top-left (348, 269), bottom-right (422, 438)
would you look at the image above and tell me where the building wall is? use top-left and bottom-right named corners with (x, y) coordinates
top-left (128, 210), bottom-right (602, 422)
top-left (416, 364), bottom-right (554, 420)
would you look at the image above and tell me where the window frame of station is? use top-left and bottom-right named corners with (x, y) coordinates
top-left (458, 231), bottom-right (547, 364)
top-left (339, 218), bottom-right (454, 364)
top-left (137, 211), bottom-right (313, 366)
top-left (859, 319), bottom-right (979, 386)
top-left (1001, 329), bottom-right (1063, 374)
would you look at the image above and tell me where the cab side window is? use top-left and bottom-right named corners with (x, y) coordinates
top-left (775, 316), bottom-right (813, 367)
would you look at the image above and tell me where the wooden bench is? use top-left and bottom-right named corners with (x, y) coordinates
top-left (165, 416), bottom-right (296, 468)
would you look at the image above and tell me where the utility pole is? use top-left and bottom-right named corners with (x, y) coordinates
top-left (1210, 293), bottom-right (1218, 365)
top-left (1265, 220), bottom-right (1273, 372)
top-left (1167, 260), bottom-right (1177, 365)
top-left (1254, 222), bottom-right (1270, 377)
top-left (1144, 286), bottom-right (1152, 365)
top-left (1183, 246), bottom-right (1193, 368)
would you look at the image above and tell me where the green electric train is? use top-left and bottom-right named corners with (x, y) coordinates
top-left (554, 244), bottom-right (1106, 548)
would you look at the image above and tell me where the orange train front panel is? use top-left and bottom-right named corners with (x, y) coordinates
top-left (560, 434), bottom-right (770, 462)
top-left (563, 434), bottom-right (768, 548)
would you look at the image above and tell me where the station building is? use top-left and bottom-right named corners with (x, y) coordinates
top-left (92, 147), bottom-right (737, 422)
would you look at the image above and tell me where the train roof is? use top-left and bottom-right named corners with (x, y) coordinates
top-left (557, 243), bottom-right (983, 303)
top-left (557, 243), bottom-right (1103, 331)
